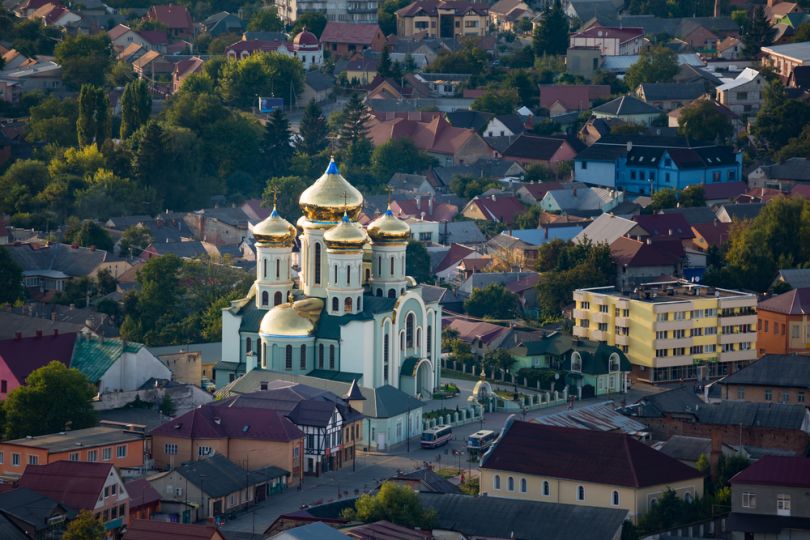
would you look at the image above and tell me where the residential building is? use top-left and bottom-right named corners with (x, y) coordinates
top-left (301, 71), bottom-right (335, 104)
top-left (444, 317), bottom-right (512, 357)
top-left (201, 11), bottom-right (243, 36)
top-left (488, 0), bottom-right (531, 31)
top-left (610, 237), bottom-right (684, 289)
top-left (573, 281), bottom-right (758, 383)
top-left (172, 56), bottom-right (204, 94)
top-left (150, 404), bottom-right (304, 482)
top-left (716, 68), bottom-right (765, 116)
top-left (0, 425), bottom-right (145, 479)
top-left (0, 331), bottom-right (77, 399)
top-left (108, 24), bottom-right (165, 53)
top-left (635, 82), bottom-right (707, 112)
top-left (125, 520), bottom-right (225, 540)
top-left (715, 202), bottom-right (765, 224)
top-left (756, 289), bottom-right (810, 355)
top-left (0, 487), bottom-right (70, 539)
top-left (276, 0), bottom-right (378, 24)
top-left (539, 84), bottom-right (610, 117)
top-left (395, 0), bottom-right (489, 38)
top-left (20, 461), bottom-right (130, 535)
top-left (225, 31), bottom-right (323, 69)
top-left (149, 454), bottom-right (290, 521)
top-left (495, 134), bottom-right (579, 168)
top-left (691, 221), bottom-right (732, 251)
top-left (31, 3), bottom-right (80, 27)
top-left (591, 95), bottom-right (663, 126)
top-left (573, 135), bottom-right (743, 195)
top-left (126, 479), bottom-right (161, 521)
top-left (480, 421), bottom-right (704, 522)
top-left (720, 354), bottom-right (810, 404)
top-left (774, 268), bottom-right (810, 290)
top-left (461, 193), bottom-right (526, 225)
top-left (748, 157), bottom-right (810, 190)
top-left (574, 213), bottom-right (648, 245)
top-left (569, 26), bottom-right (645, 56)
top-left (566, 46), bottom-right (603, 79)
top-left (319, 23), bottom-right (385, 57)
top-left (761, 41), bottom-right (810, 80)
top-left (540, 185), bottom-right (623, 215)
top-left (716, 36), bottom-right (743, 59)
top-left (432, 243), bottom-right (485, 281)
top-left (728, 456), bottom-right (810, 540)
top-left (483, 114), bottom-right (526, 138)
top-left (145, 4), bottom-right (193, 39)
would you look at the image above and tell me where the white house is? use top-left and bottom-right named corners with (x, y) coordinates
top-left (70, 336), bottom-right (172, 395)
top-left (716, 68), bottom-right (765, 116)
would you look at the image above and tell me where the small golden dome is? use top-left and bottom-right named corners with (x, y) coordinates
top-left (299, 158), bottom-right (363, 222)
top-left (324, 213), bottom-right (368, 250)
top-left (368, 206), bottom-right (411, 244)
top-left (259, 301), bottom-right (318, 336)
top-left (253, 207), bottom-right (297, 245)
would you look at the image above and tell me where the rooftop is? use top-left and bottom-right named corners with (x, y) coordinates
top-left (579, 281), bottom-right (754, 303)
top-left (731, 455), bottom-right (810, 487)
top-left (721, 354), bottom-right (810, 389)
top-left (762, 41), bottom-right (810, 60)
top-left (18, 461), bottom-right (115, 510)
top-left (3, 425), bottom-right (143, 453)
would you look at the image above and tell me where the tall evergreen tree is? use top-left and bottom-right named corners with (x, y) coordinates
top-left (76, 84), bottom-right (110, 147)
top-left (132, 120), bottom-right (166, 193)
top-left (338, 92), bottom-right (370, 152)
top-left (378, 45), bottom-right (393, 78)
top-left (264, 108), bottom-right (294, 178)
top-left (741, 6), bottom-right (776, 58)
top-left (298, 99), bottom-right (329, 155)
top-left (532, 0), bottom-right (569, 56)
top-left (120, 79), bottom-right (152, 139)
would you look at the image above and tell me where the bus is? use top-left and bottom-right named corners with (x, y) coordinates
top-left (466, 430), bottom-right (497, 456)
top-left (420, 426), bottom-right (452, 449)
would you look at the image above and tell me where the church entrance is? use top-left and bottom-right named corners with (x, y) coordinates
top-left (415, 359), bottom-right (433, 398)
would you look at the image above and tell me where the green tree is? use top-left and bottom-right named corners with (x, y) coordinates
top-left (377, 0), bottom-right (410, 35)
top-left (77, 84), bottom-right (110, 147)
top-left (0, 159), bottom-right (50, 215)
top-left (624, 45), bottom-right (678, 90)
top-left (0, 246), bottom-right (23, 304)
top-left (342, 482), bottom-right (437, 528)
top-left (63, 510), bottom-right (105, 540)
top-left (679, 185), bottom-right (705, 207)
top-left (753, 81), bottom-right (810, 151)
top-left (218, 52), bottom-right (305, 108)
top-left (741, 6), bottom-right (775, 58)
top-left (298, 100), bottom-right (329, 155)
top-left (406, 240), bottom-right (432, 283)
top-left (484, 349), bottom-right (516, 372)
top-left (74, 170), bottom-right (157, 220)
top-left (464, 283), bottom-right (520, 319)
top-left (67, 220), bottom-right (114, 252)
top-left (291, 12), bottom-right (328, 37)
top-left (120, 254), bottom-right (184, 345)
top-left (27, 96), bottom-right (78, 146)
top-left (4, 361), bottom-right (98, 439)
top-left (247, 7), bottom-right (283, 31)
top-left (263, 108), bottom-right (294, 179)
top-left (471, 89), bottom-right (519, 115)
top-left (427, 44), bottom-right (488, 76)
top-left (779, 125), bottom-right (810, 161)
top-left (54, 33), bottom-right (112, 89)
top-left (371, 139), bottom-right (437, 180)
top-left (677, 99), bottom-right (734, 142)
top-left (263, 176), bottom-right (308, 222)
top-left (532, 0), bottom-right (569, 56)
top-left (159, 394), bottom-right (176, 416)
top-left (120, 79), bottom-right (152, 139)
top-left (119, 225), bottom-right (153, 259)
top-left (791, 21), bottom-right (810, 43)
top-left (650, 188), bottom-right (678, 211)
top-left (338, 92), bottom-right (371, 153)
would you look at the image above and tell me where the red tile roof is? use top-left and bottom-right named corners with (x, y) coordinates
top-left (505, 273), bottom-right (540, 293)
top-left (138, 30), bottom-right (169, 46)
top-left (691, 221), bottom-right (731, 248)
top-left (467, 194), bottom-right (526, 224)
top-left (791, 184), bottom-right (810, 201)
top-left (633, 213), bottom-right (694, 240)
top-left (19, 461), bottom-right (115, 510)
top-left (150, 404), bottom-right (304, 442)
top-left (434, 243), bottom-right (478, 273)
top-left (445, 318), bottom-right (510, 346)
top-left (396, 0), bottom-right (488, 17)
top-left (572, 25), bottom-right (645, 43)
top-left (124, 520), bottom-right (222, 540)
top-left (147, 4), bottom-right (192, 30)
top-left (320, 22), bottom-right (382, 45)
top-left (482, 421), bottom-right (703, 488)
top-left (731, 456), bottom-right (810, 488)
top-left (0, 332), bottom-right (77, 386)
top-left (758, 287), bottom-right (810, 315)
top-left (610, 237), bottom-right (684, 268)
top-left (369, 113), bottom-right (480, 157)
top-left (125, 479), bottom-right (161, 509)
top-left (391, 196), bottom-right (458, 222)
top-left (701, 181), bottom-right (747, 200)
top-left (539, 84), bottom-right (610, 112)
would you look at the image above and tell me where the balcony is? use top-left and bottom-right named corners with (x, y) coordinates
top-left (573, 309), bottom-right (589, 320)
top-left (573, 326), bottom-right (588, 338)
top-left (615, 316), bottom-right (629, 327)
top-left (592, 311), bottom-right (610, 324)
top-left (719, 332), bottom-right (757, 345)
top-left (615, 334), bottom-right (630, 346)
top-left (654, 337), bottom-right (693, 349)
top-left (719, 314), bottom-right (757, 327)
top-left (720, 350), bottom-right (757, 362)
top-left (655, 320), bottom-right (692, 331)
top-left (590, 330), bottom-right (608, 342)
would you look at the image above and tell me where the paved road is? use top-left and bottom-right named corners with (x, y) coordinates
top-left (220, 378), bottom-right (661, 534)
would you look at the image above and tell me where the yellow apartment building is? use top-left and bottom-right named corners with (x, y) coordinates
top-left (572, 281), bottom-right (757, 383)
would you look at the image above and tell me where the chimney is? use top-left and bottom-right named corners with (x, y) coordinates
top-left (668, 228), bottom-right (673, 236)
top-left (626, 141), bottom-right (633, 152)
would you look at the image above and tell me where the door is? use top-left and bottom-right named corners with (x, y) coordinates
top-left (377, 432), bottom-right (386, 451)
top-left (212, 500), bottom-right (222, 517)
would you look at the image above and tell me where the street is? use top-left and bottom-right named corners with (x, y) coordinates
top-left (219, 377), bottom-right (661, 534)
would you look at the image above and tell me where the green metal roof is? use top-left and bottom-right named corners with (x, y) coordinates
top-left (560, 341), bottom-right (631, 375)
top-left (374, 384), bottom-right (424, 418)
top-left (306, 369), bottom-right (362, 383)
top-left (70, 337), bottom-right (143, 383)
top-left (239, 301), bottom-right (267, 333)
top-left (314, 295), bottom-right (396, 340)
top-left (523, 333), bottom-right (573, 357)
top-left (400, 357), bottom-right (419, 377)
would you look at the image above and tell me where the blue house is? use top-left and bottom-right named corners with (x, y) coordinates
top-left (574, 136), bottom-right (742, 195)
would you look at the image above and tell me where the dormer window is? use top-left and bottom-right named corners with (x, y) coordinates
top-left (609, 353), bottom-right (620, 373)
top-left (571, 352), bottom-right (582, 373)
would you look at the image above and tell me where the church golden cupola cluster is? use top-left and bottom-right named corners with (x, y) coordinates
top-left (253, 196), bottom-right (297, 309)
top-left (367, 205), bottom-right (410, 299)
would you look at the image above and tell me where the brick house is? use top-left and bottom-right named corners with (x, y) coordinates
top-left (145, 4), bottom-right (193, 39)
top-left (320, 22), bottom-right (385, 57)
top-left (756, 288), bottom-right (810, 355)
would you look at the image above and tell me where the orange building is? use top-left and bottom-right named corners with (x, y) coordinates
top-left (0, 424), bottom-right (145, 480)
top-left (757, 288), bottom-right (810, 356)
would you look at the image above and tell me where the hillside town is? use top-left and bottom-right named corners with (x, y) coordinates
top-left (1, 0), bottom-right (810, 537)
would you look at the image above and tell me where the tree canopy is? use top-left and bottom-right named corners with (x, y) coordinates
top-left (406, 240), bottom-right (433, 284)
top-left (677, 100), bottom-right (734, 143)
top-left (0, 246), bottom-right (23, 304)
top-left (741, 6), bottom-right (775, 58)
top-left (247, 7), bottom-right (283, 31)
top-left (464, 283), bottom-right (520, 319)
top-left (218, 52), bottom-right (304, 108)
top-left (532, 0), bottom-right (568, 56)
top-left (624, 45), bottom-right (678, 90)
top-left (54, 33), bottom-right (112, 89)
top-left (63, 510), bottom-right (105, 540)
top-left (342, 482), bottom-right (437, 529)
top-left (371, 139), bottom-right (437, 181)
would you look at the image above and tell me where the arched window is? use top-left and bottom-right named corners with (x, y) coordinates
top-left (406, 314), bottom-right (414, 348)
top-left (507, 477), bottom-right (514, 491)
top-left (329, 345), bottom-right (335, 369)
top-left (542, 481), bottom-right (550, 496)
top-left (285, 345), bottom-right (292, 370)
top-left (332, 297), bottom-right (339, 312)
top-left (377, 256), bottom-right (381, 274)
top-left (246, 337), bottom-right (252, 353)
top-left (388, 289), bottom-right (396, 298)
top-left (318, 344), bottom-right (324, 368)
top-left (494, 475), bottom-right (501, 490)
top-left (263, 258), bottom-right (267, 278)
top-left (416, 328), bottom-right (421, 351)
top-left (334, 264), bottom-right (338, 284)
top-left (276, 259), bottom-right (280, 279)
top-left (520, 478), bottom-right (527, 492)
top-left (346, 265), bottom-right (351, 285)
top-left (427, 325), bottom-right (432, 354)
top-left (684, 492), bottom-right (692, 503)
top-left (274, 291), bottom-right (282, 306)
top-left (376, 288), bottom-right (382, 297)
top-left (401, 331), bottom-right (405, 351)
top-left (383, 334), bottom-right (390, 382)
top-left (390, 256), bottom-right (395, 275)
top-left (300, 344), bottom-right (306, 369)
top-left (314, 243), bottom-right (321, 285)
top-left (609, 353), bottom-right (620, 372)
top-left (261, 291), bottom-right (269, 306)
top-left (571, 351), bottom-right (582, 373)
top-left (612, 490), bottom-right (620, 506)
top-left (365, 269), bottom-right (370, 282)
top-left (357, 296), bottom-right (362, 311)
top-left (345, 297), bottom-right (352, 312)
top-left (577, 486), bottom-right (585, 501)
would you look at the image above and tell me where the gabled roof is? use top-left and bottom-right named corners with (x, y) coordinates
top-left (716, 68), bottom-right (761, 92)
top-left (0, 488), bottom-right (72, 530)
top-left (441, 221), bottom-right (486, 245)
top-left (759, 288), bottom-right (810, 315)
top-left (70, 336), bottom-right (143, 383)
top-left (721, 353), bottom-right (810, 388)
top-left (126, 478), bottom-right (161, 509)
top-left (125, 520), bottom-right (223, 540)
top-left (539, 84), bottom-right (610, 111)
top-left (5, 243), bottom-right (108, 277)
top-left (491, 113), bottom-right (526, 135)
top-left (610, 237), bottom-right (683, 268)
top-left (657, 435), bottom-right (711, 462)
top-left (150, 403), bottom-right (303, 441)
top-left (369, 113), bottom-right (479, 157)
top-left (592, 95), bottom-right (661, 116)
top-left (396, 0), bottom-right (488, 17)
top-left (572, 25), bottom-right (644, 42)
top-left (174, 454), bottom-right (289, 498)
top-left (501, 134), bottom-right (570, 161)
top-left (391, 468), bottom-right (461, 493)
top-left (19, 461), bottom-right (116, 510)
top-left (730, 456), bottom-right (810, 488)
top-left (147, 4), bottom-right (192, 30)
top-left (320, 22), bottom-right (382, 45)
top-left (659, 206), bottom-right (717, 225)
top-left (445, 110), bottom-right (494, 131)
top-left (534, 400), bottom-right (647, 434)
top-left (574, 213), bottom-right (643, 244)
top-left (717, 202), bottom-right (765, 222)
top-left (0, 332), bottom-right (77, 384)
top-left (445, 317), bottom-right (510, 346)
top-left (638, 82), bottom-right (706, 101)
top-left (632, 385), bottom-right (703, 418)
top-left (691, 221), bottom-right (731, 248)
top-left (778, 268), bottom-right (810, 289)
top-left (633, 213), bottom-right (694, 240)
top-left (465, 194), bottom-right (526, 224)
top-left (482, 421), bottom-right (703, 487)
top-left (434, 243), bottom-right (478, 273)
top-left (701, 181), bottom-right (747, 200)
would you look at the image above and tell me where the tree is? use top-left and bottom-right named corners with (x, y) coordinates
top-left (471, 89), bottom-right (519, 115)
top-left (779, 125), bottom-right (810, 161)
top-left (753, 81), bottom-right (810, 151)
top-left (791, 21), bottom-right (810, 43)
top-left (464, 283), bottom-right (520, 319)
top-left (371, 139), bottom-right (437, 180)
top-left (27, 96), bottom-right (78, 146)
top-left (119, 225), bottom-right (153, 259)
top-left (624, 45), bottom-right (678, 90)
top-left (338, 92), bottom-right (371, 152)
top-left (0, 246), bottom-right (23, 304)
top-left (650, 188), bottom-right (678, 211)
top-left (120, 254), bottom-right (184, 345)
top-left (291, 12), bottom-right (328, 37)
top-left (406, 240), bottom-right (432, 283)
top-left (0, 159), bottom-right (50, 215)
top-left (263, 108), bottom-right (294, 179)
top-left (77, 84), bottom-right (110, 147)
top-left (298, 100), bottom-right (329, 155)
top-left (263, 176), bottom-right (308, 222)
top-left (677, 99), bottom-right (734, 142)
top-left (67, 220), bottom-right (115, 252)
top-left (484, 349), bottom-right (516, 372)
top-left (679, 185), bottom-right (705, 207)
top-left (342, 482), bottom-right (437, 529)
top-left (426, 44), bottom-right (488, 76)
top-left (120, 79), bottom-right (152, 139)
top-left (54, 33), bottom-right (112, 89)
top-left (378, 45), bottom-right (394, 78)
top-left (218, 52), bottom-right (305, 108)
top-left (247, 7), bottom-right (283, 31)
top-left (159, 394), bottom-right (176, 416)
top-left (741, 6), bottom-right (775, 58)
top-left (378, 0), bottom-right (410, 35)
top-left (532, 0), bottom-right (569, 56)
top-left (63, 510), bottom-right (105, 540)
top-left (4, 361), bottom-right (97, 439)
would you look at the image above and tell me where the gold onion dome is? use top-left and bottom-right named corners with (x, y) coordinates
top-left (368, 206), bottom-right (411, 243)
top-left (324, 213), bottom-right (368, 249)
top-left (259, 300), bottom-right (316, 336)
top-left (253, 206), bottom-right (297, 245)
top-left (299, 158), bottom-right (363, 222)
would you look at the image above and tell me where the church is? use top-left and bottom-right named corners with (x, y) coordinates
top-left (218, 159), bottom-right (442, 398)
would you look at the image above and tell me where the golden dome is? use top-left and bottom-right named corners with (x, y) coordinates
top-left (259, 297), bottom-right (323, 336)
top-left (324, 213), bottom-right (368, 250)
top-left (253, 207), bottom-right (297, 245)
top-left (367, 206), bottom-right (411, 244)
top-left (299, 158), bottom-right (363, 222)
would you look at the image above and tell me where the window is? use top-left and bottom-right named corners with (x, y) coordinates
top-left (276, 258), bottom-right (280, 279)
top-left (799, 391), bottom-right (805, 403)
top-left (737, 388), bottom-right (745, 399)
top-left (656, 331), bottom-right (667, 340)
top-left (673, 329), bottom-right (685, 339)
top-left (88, 450), bottom-right (97, 462)
top-left (792, 325), bottom-right (800, 339)
top-left (117, 446), bottom-right (126, 459)
top-left (246, 337), bottom-right (252, 353)
top-left (494, 475), bottom-right (501, 490)
top-left (736, 91), bottom-right (747, 100)
top-left (69, 452), bottom-right (79, 461)
top-left (580, 301), bottom-right (590, 309)
top-left (657, 313), bottom-right (668, 322)
top-left (581, 160), bottom-right (588, 169)
top-left (570, 352), bottom-right (582, 372)
top-left (406, 314), bottom-right (414, 348)
top-left (198, 446), bottom-right (213, 456)
top-left (507, 476), bottom-right (514, 491)
top-left (318, 344), bottom-right (324, 368)
top-left (777, 494), bottom-right (791, 515)
top-left (285, 345), bottom-right (293, 370)
top-left (103, 447), bottom-right (112, 461)
top-left (577, 486), bottom-right (585, 501)
top-left (609, 353), bottom-right (620, 372)
top-left (300, 344), bottom-right (307, 369)
top-left (742, 492), bottom-right (756, 508)
top-left (314, 243), bottom-right (321, 284)
top-left (390, 256), bottom-right (395, 275)
top-left (655, 349), bottom-right (669, 358)
top-left (11, 453), bottom-right (19, 467)
top-left (765, 389), bottom-right (772, 401)
top-left (28, 455), bottom-right (38, 465)
top-left (344, 297), bottom-right (352, 312)
top-left (261, 291), bottom-right (269, 306)
top-left (612, 491), bottom-right (619, 506)
top-left (542, 481), bottom-right (550, 496)
top-left (520, 478), bottom-right (527, 492)
top-left (630, 171), bottom-right (636, 180)
top-left (782, 391), bottom-right (790, 403)
top-left (0, 452), bottom-right (3, 465)
top-left (599, 304), bottom-right (608, 313)
top-left (329, 345), bottom-right (335, 369)
top-left (165, 443), bottom-right (178, 455)
top-left (427, 325), bottom-right (432, 354)
top-left (598, 323), bottom-right (608, 332)
top-left (383, 334), bottom-right (390, 382)
top-left (673, 311), bottom-right (686, 320)
top-left (332, 297), bottom-right (339, 312)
